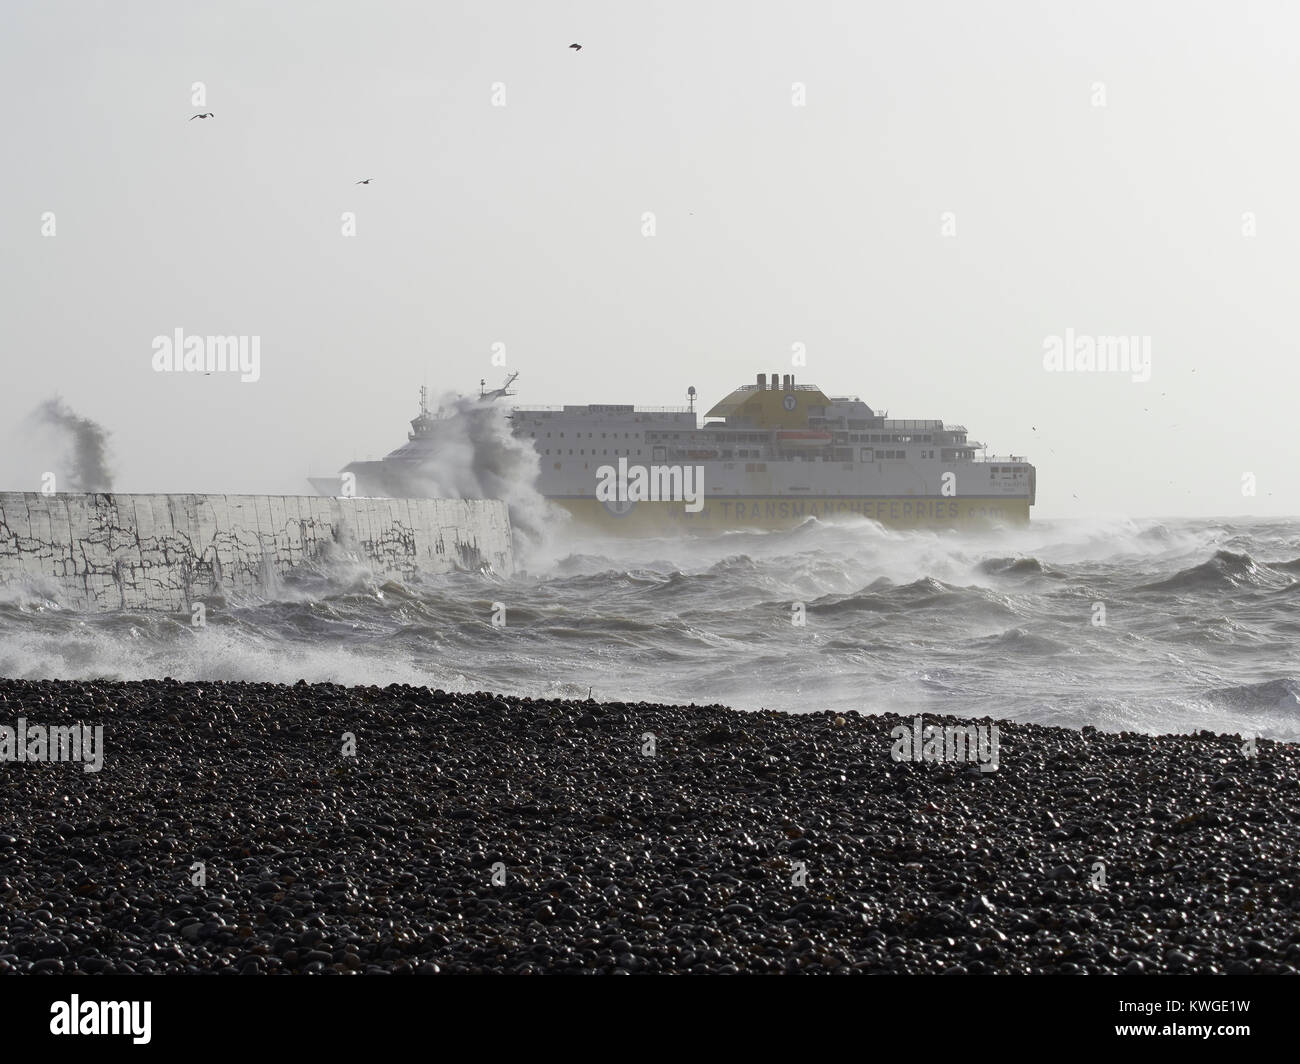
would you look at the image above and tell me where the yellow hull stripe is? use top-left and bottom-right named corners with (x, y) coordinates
top-left (550, 496), bottom-right (1031, 533)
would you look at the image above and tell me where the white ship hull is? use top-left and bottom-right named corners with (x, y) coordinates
top-left (311, 371), bottom-right (1036, 535)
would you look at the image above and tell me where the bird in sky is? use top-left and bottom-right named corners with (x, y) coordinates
top-left (569, 43), bottom-right (582, 50)
top-left (189, 113), bottom-right (214, 120)
top-left (356, 178), bottom-right (372, 185)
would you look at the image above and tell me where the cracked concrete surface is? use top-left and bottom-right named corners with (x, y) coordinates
top-left (0, 493), bottom-right (513, 611)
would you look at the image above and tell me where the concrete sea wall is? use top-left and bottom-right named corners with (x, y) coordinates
top-left (0, 493), bottom-right (512, 612)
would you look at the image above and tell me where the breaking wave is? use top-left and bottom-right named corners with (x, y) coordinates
top-left (393, 393), bottom-right (569, 564)
top-left (2, 515), bottom-right (1300, 739)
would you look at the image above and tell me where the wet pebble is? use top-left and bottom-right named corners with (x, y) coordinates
top-left (0, 678), bottom-right (1296, 974)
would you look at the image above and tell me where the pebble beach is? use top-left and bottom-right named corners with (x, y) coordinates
top-left (1, 677), bottom-right (1298, 974)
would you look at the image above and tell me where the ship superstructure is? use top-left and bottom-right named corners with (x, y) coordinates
top-left (311, 371), bottom-right (1035, 532)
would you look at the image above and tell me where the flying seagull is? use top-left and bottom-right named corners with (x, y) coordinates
top-left (569, 43), bottom-right (582, 50)
top-left (189, 112), bottom-right (214, 120)
top-left (356, 178), bottom-right (372, 184)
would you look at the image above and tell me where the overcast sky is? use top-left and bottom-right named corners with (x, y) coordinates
top-left (1, 0), bottom-right (1296, 519)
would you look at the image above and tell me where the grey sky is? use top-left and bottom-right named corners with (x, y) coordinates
top-left (1, 0), bottom-right (1296, 518)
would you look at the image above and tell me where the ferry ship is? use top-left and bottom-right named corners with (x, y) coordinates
top-left (310, 372), bottom-right (1035, 533)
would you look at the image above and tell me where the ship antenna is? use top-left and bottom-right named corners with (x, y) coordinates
top-left (419, 384), bottom-right (429, 417)
top-left (687, 385), bottom-right (696, 412)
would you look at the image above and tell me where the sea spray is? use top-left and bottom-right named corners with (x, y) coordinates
top-left (25, 398), bottom-right (114, 492)
top-left (405, 393), bottom-right (567, 562)
top-left (3, 516), bottom-right (1298, 740)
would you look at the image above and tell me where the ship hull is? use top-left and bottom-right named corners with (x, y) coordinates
top-left (549, 495), bottom-right (1031, 534)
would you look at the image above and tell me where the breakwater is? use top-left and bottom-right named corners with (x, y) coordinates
top-left (0, 493), bottom-right (512, 611)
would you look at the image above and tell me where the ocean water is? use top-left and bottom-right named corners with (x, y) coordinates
top-left (2, 515), bottom-right (1298, 740)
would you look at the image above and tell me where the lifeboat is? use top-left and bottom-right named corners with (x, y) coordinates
top-left (775, 430), bottom-right (832, 448)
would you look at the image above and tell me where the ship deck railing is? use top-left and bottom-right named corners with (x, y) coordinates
top-left (878, 419), bottom-right (948, 430)
top-left (513, 405), bottom-right (695, 414)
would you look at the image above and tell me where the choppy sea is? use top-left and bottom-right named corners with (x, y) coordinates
top-left (2, 515), bottom-right (1298, 739)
